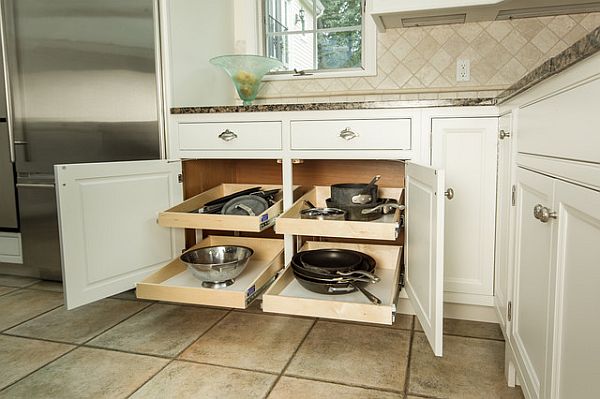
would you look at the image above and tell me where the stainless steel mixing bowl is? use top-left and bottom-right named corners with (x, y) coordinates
top-left (180, 245), bottom-right (254, 288)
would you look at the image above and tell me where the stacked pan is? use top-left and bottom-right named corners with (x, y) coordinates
top-left (291, 249), bottom-right (382, 304)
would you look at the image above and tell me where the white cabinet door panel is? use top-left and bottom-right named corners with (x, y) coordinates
top-left (405, 162), bottom-right (444, 357)
top-left (548, 181), bottom-right (600, 399)
top-left (494, 113), bottom-right (514, 333)
top-left (432, 117), bottom-right (497, 297)
top-left (55, 160), bottom-right (184, 309)
top-left (511, 167), bottom-right (554, 399)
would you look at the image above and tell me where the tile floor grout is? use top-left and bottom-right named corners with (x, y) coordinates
top-left (1, 277), bottom-right (519, 398)
top-left (125, 308), bottom-right (234, 398)
top-left (403, 317), bottom-right (416, 397)
top-left (261, 317), bottom-right (319, 398)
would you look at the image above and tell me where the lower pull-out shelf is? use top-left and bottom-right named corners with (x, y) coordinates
top-left (136, 236), bottom-right (284, 309)
top-left (262, 241), bottom-right (403, 325)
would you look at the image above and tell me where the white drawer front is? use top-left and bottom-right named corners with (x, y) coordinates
top-left (291, 118), bottom-right (411, 150)
top-left (178, 122), bottom-right (282, 151)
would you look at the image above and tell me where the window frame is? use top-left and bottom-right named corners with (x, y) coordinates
top-left (258, 0), bottom-right (377, 81)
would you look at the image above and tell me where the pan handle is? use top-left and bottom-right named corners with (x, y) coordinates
top-left (349, 281), bottom-right (382, 305)
top-left (327, 286), bottom-right (355, 293)
top-left (336, 270), bottom-right (380, 282)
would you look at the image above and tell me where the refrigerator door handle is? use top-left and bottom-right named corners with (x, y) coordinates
top-left (16, 183), bottom-right (55, 189)
top-left (0, 0), bottom-right (15, 163)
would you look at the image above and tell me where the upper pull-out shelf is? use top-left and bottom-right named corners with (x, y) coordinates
top-left (275, 186), bottom-right (404, 240)
top-left (159, 183), bottom-right (286, 232)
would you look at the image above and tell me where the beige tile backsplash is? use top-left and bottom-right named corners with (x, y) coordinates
top-left (256, 12), bottom-right (600, 103)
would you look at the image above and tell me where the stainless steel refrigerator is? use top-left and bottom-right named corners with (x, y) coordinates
top-left (0, 0), bottom-right (164, 280)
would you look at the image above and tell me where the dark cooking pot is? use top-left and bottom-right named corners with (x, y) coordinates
top-left (326, 198), bottom-right (384, 221)
top-left (330, 175), bottom-right (381, 205)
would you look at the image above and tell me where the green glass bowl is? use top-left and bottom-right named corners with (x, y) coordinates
top-left (210, 55), bottom-right (284, 105)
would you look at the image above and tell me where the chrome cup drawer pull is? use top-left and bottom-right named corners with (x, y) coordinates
top-left (218, 129), bottom-right (238, 142)
top-left (339, 128), bottom-right (359, 141)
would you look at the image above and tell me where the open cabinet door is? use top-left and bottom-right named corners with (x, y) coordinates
top-left (405, 162), bottom-right (445, 356)
top-left (55, 160), bottom-right (184, 309)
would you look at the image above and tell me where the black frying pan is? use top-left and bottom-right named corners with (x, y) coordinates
top-left (293, 249), bottom-right (365, 274)
top-left (291, 252), bottom-right (377, 280)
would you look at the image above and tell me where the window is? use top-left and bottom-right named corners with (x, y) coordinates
top-left (262, 0), bottom-right (375, 78)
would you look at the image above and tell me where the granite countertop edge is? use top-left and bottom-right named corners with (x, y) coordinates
top-left (171, 26), bottom-right (600, 114)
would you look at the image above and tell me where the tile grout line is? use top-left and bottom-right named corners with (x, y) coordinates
top-left (281, 373), bottom-right (407, 395)
top-left (125, 308), bottom-right (234, 399)
top-left (176, 358), bottom-right (280, 377)
top-left (403, 317), bottom-right (416, 398)
top-left (261, 317), bottom-right (319, 399)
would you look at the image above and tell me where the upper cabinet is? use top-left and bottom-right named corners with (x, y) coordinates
top-left (368, 0), bottom-right (600, 31)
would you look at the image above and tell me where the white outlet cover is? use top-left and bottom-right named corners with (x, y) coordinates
top-left (456, 59), bottom-right (470, 82)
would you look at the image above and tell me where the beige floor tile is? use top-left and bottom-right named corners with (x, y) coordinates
top-left (0, 347), bottom-right (168, 399)
top-left (0, 335), bottom-right (74, 390)
top-left (0, 290), bottom-right (63, 331)
top-left (345, 314), bottom-right (413, 331)
top-left (111, 288), bottom-right (140, 301)
top-left (415, 318), bottom-right (504, 341)
top-left (408, 332), bottom-right (524, 399)
top-left (180, 312), bottom-right (313, 373)
top-left (131, 360), bottom-right (276, 399)
top-left (443, 318), bottom-right (504, 340)
top-left (0, 286), bottom-right (17, 296)
top-left (28, 281), bottom-right (63, 293)
top-left (0, 274), bottom-right (39, 288)
top-left (268, 376), bottom-right (403, 399)
top-left (285, 321), bottom-right (410, 392)
top-left (88, 303), bottom-right (227, 357)
top-left (6, 298), bottom-right (149, 344)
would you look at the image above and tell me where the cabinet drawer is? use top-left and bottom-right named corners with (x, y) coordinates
top-left (275, 186), bottom-right (404, 240)
top-left (136, 236), bottom-right (284, 309)
top-left (262, 241), bottom-right (402, 325)
top-left (178, 122), bottom-right (282, 151)
top-left (159, 183), bottom-right (287, 232)
top-left (291, 118), bottom-right (411, 150)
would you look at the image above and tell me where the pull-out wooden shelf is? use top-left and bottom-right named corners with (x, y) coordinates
top-left (262, 241), bottom-right (402, 325)
top-left (275, 186), bottom-right (404, 240)
top-left (136, 236), bottom-right (284, 309)
top-left (158, 183), bottom-right (285, 232)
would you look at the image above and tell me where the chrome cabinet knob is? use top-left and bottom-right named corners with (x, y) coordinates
top-left (533, 204), bottom-right (544, 220)
top-left (499, 130), bottom-right (511, 140)
top-left (444, 188), bottom-right (454, 200)
top-left (218, 129), bottom-right (238, 142)
top-left (339, 127), bottom-right (359, 141)
top-left (538, 207), bottom-right (557, 223)
top-left (533, 204), bottom-right (556, 223)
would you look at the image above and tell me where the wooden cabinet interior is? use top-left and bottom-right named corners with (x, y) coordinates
top-left (292, 159), bottom-right (406, 248)
top-left (182, 159), bottom-right (284, 245)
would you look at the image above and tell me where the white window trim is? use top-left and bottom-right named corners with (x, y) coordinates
top-left (234, 0), bottom-right (377, 81)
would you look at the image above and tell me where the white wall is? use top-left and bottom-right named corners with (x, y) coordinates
top-left (167, 0), bottom-right (236, 106)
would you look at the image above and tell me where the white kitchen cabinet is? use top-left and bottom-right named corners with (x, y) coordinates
top-left (494, 113), bottom-right (515, 333)
top-left (545, 179), bottom-right (600, 399)
top-left (511, 167), bottom-right (555, 399)
top-left (511, 166), bottom-right (600, 399)
top-left (431, 117), bottom-right (498, 303)
top-left (54, 160), bottom-right (185, 309)
top-left (54, 111), bottom-right (448, 357)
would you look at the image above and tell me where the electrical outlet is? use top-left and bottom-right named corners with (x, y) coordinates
top-left (456, 59), bottom-right (470, 82)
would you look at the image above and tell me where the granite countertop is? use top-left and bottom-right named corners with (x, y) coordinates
top-left (171, 25), bottom-right (600, 114)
